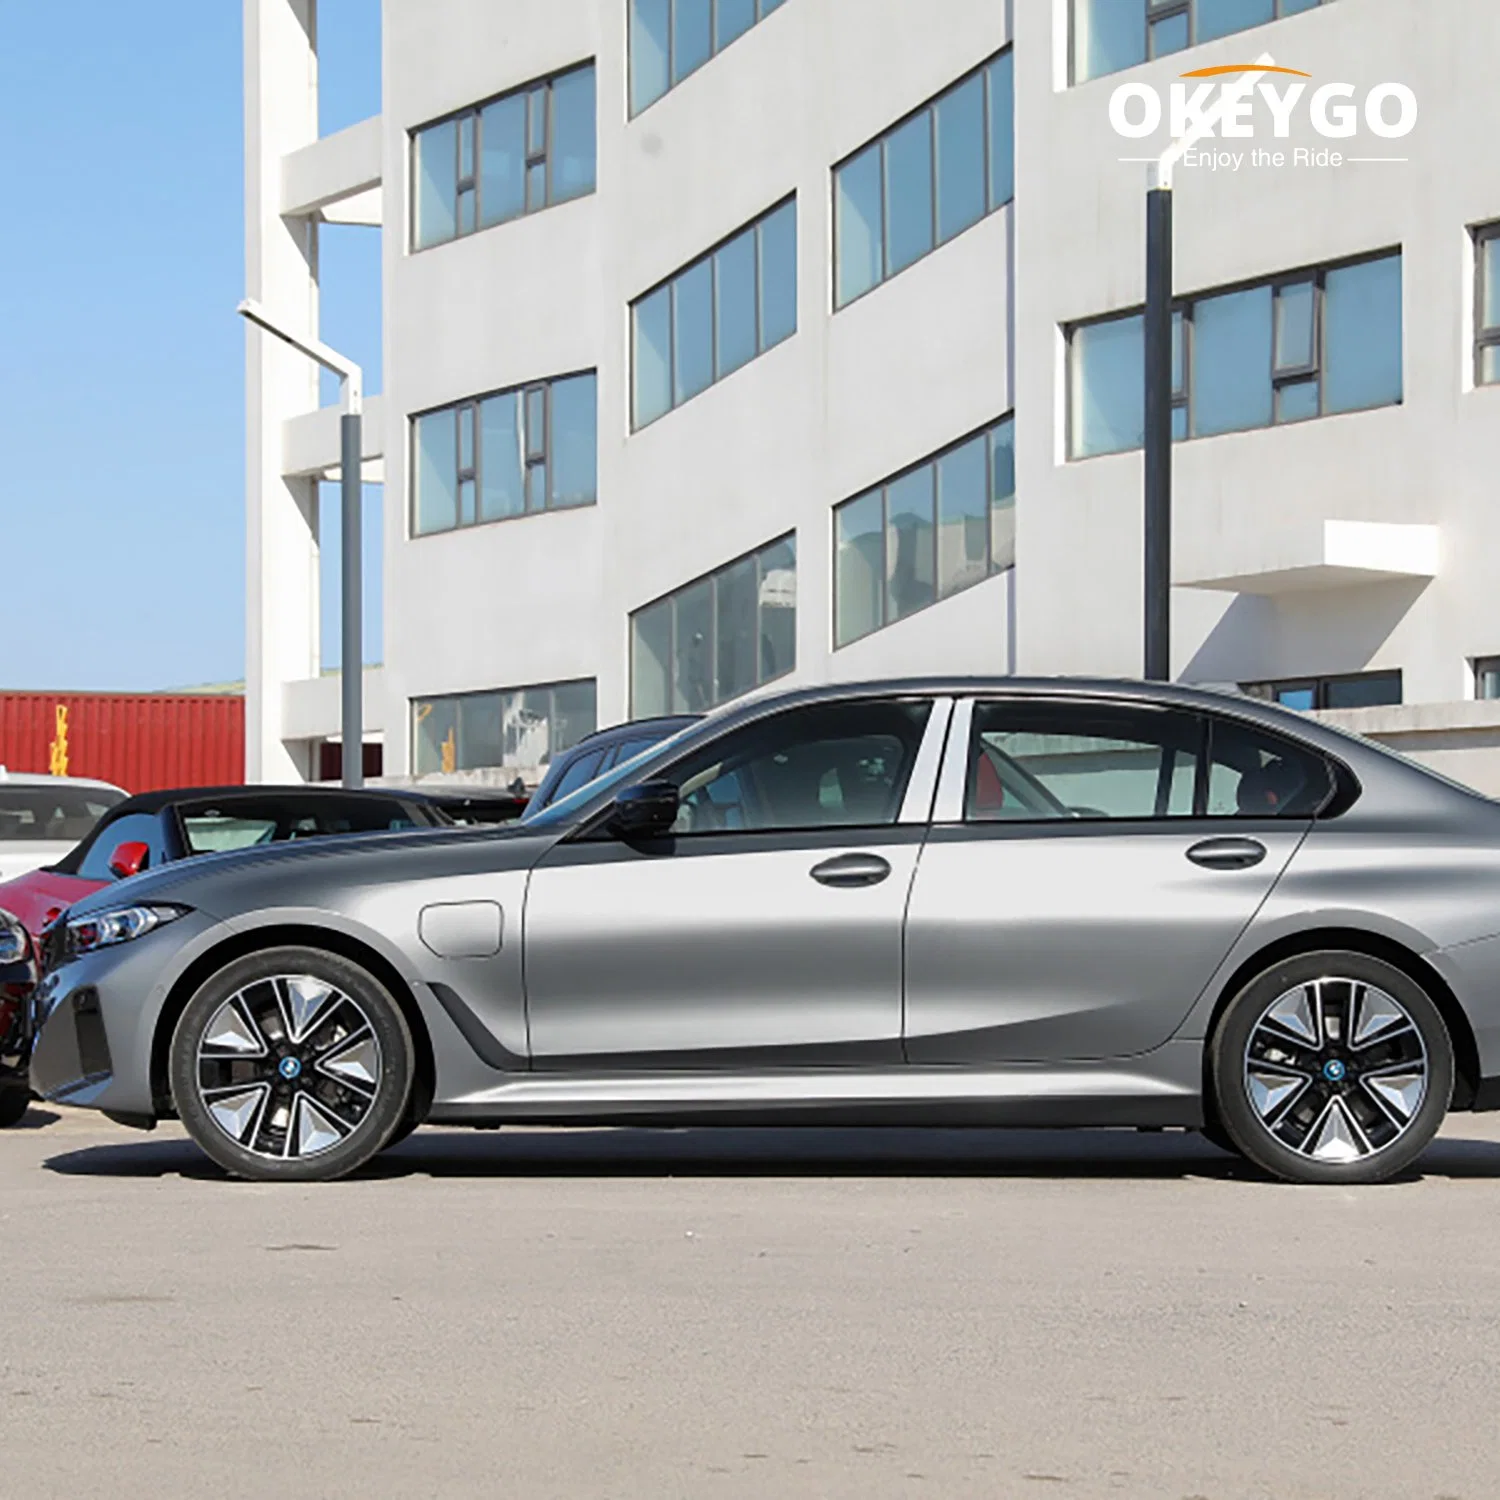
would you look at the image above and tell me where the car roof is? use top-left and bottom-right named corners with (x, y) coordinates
top-left (567, 715), bottom-right (702, 749)
top-left (683, 675), bottom-right (1395, 767)
top-left (102, 784), bottom-right (436, 815)
top-left (0, 768), bottom-right (125, 793)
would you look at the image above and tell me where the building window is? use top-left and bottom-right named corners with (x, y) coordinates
top-left (834, 415), bottom-right (1014, 649)
top-left (411, 63), bottom-right (596, 251)
top-left (1474, 658), bottom-right (1500, 700)
top-left (1073, 0), bottom-right (1325, 85)
top-left (1475, 224), bottom-right (1500, 386)
top-left (629, 0), bottom-right (788, 116)
top-left (1069, 251), bottom-right (1402, 460)
top-left (412, 681), bottom-right (597, 776)
top-left (1242, 672), bottom-right (1402, 712)
top-left (833, 50), bottom-right (1013, 310)
top-left (631, 534), bottom-right (796, 716)
top-left (631, 198), bottom-right (796, 429)
top-left (411, 372), bottom-right (597, 537)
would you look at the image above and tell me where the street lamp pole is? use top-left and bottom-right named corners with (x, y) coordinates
top-left (237, 298), bottom-right (366, 789)
top-left (1141, 54), bottom-right (1275, 682)
top-left (1143, 169), bottom-right (1173, 682)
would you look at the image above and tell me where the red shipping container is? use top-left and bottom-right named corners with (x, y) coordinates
top-left (0, 692), bottom-right (243, 795)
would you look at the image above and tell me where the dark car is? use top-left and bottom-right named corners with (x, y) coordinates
top-left (525, 715), bottom-right (701, 814)
top-left (0, 908), bottom-right (37, 1126)
top-left (0, 785), bottom-right (452, 939)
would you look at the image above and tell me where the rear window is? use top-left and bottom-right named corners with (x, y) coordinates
top-left (177, 797), bottom-right (425, 854)
top-left (0, 787), bottom-right (123, 843)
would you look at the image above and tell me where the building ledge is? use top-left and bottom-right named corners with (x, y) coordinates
top-left (1312, 699), bottom-right (1500, 739)
top-left (281, 667), bottom-right (387, 741)
top-left (282, 395), bottom-right (386, 482)
top-left (1177, 521), bottom-right (1440, 595)
top-left (281, 114), bottom-right (383, 223)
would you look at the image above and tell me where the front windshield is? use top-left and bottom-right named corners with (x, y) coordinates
top-left (520, 725), bottom-right (698, 829)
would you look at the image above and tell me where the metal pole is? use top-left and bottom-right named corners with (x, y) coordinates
top-left (340, 411), bottom-right (363, 788)
top-left (1143, 182), bottom-right (1174, 682)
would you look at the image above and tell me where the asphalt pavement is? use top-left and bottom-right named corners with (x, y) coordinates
top-left (6, 1104), bottom-right (1500, 1499)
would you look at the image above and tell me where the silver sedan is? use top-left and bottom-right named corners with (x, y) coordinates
top-left (29, 678), bottom-right (1500, 1184)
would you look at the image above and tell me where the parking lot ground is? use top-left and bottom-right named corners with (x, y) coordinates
top-left (6, 1107), bottom-right (1500, 1500)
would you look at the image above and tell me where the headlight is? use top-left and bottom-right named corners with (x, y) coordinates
top-left (0, 910), bottom-right (26, 966)
top-left (65, 904), bottom-right (188, 956)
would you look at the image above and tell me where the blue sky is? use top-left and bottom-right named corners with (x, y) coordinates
top-left (0, 1), bottom-right (383, 691)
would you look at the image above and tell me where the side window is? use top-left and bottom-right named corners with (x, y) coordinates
top-left (661, 699), bottom-right (932, 835)
top-left (181, 814), bottom-right (279, 853)
top-left (76, 813), bottom-right (167, 880)
top-left (1205, 717), bottom-right (1334, 818)
top-left (545, 749), bottom-right (607, 806)
top-left (966, 701), bottom-right (1201, 821)
top-left (606, 736), bottom-right (657, 768)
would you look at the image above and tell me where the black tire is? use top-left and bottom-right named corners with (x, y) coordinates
top-left (169, 946), bottom-right (414, 1183)
top-left (0, 1085), bottom-right (28, 1129)
top-left (1209, 950), bottom-right (1453, 1185)
top-left (1198, 1118), bottom-right (1239, 1156)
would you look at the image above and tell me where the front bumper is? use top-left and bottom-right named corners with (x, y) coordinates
top-left (29, 910), bottom-right (225, 1116)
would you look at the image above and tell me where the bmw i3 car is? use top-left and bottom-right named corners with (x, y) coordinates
top-left (28, 678), bottom-right (1500, 1185)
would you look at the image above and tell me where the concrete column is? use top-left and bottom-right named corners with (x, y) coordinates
top-left (244, 0), bottom-right (321, 782)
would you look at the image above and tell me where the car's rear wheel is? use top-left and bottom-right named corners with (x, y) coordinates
top-left (0, 1085), bottom-right (29, 1128)
top-left (1209, 950), bottom-right (1453, 1185)
top-left (169, 946), bottom-right (413, 1182)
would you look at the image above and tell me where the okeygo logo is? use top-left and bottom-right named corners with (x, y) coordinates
top-left (1109, 63), bottom-right (1417, 171)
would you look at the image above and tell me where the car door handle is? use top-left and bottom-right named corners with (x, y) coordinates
top-left (810, 853), bottom-right (892, 888)
top-left (1186, 837), bottom-right (1267, 871)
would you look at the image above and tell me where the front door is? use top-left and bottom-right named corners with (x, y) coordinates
top-left (904, 697), bottom-right (1329, 1063)
top-left (523, 696), bottom-right (945, 1070)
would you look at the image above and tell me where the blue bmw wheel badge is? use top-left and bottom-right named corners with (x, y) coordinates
top-left (1323, 1059), bottom-right (1347, 1083)
top-left (279, 1056), bottom-right (302, 1081)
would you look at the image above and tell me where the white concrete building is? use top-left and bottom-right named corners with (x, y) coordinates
top-left (244, 0), bottom-right (1500, 794)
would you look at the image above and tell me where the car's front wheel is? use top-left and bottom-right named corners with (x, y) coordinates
top-left (1210, 950), bottom-right (1453, 1185)
top-left (169, 946), bottom-right (414, 1182)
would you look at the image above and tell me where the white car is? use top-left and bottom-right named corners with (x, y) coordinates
top-left (0, 769), bottom-right (127, 882)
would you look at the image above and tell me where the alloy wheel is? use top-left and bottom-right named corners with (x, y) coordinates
top-left (196, 973), bottom-right (383, 1162)
top-left (1243, 976), bottom-right (1428, 1164)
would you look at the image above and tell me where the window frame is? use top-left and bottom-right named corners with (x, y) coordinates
top-left (1066, 247), bottom-right (1402, 461)
top-left (1069, 0), bottom-right (1328, 86)
top-left (629, 196), bottom-right (797, 430)
top-left (628, 531), bottom-right (798, 717)
top-left (410, 679), bottom-right (598, 777)
top-left (628, 0), bottom-right (790, 118)
top-left (957, 698), bottom-right (1341, 825)
top-left (1474, 222), bottom-right (1500, 387)
top-left (1474, 656), bottom-right (1500, 701)
top-left (408, 369), bottom-right (597, 539)
top-left (1240, 671), bottom-right (1404, 712)
top-left (409, 59), bottom-right (596, 252)
top-left (831, 47), bottom-right (1014, 312)
top-left (832, 414), bottom-right (1015, 651)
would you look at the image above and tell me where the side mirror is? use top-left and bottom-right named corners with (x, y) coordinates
top-left (606, 780), bottom-right (679, 839)
top-left (107, 840), bottom-right (150, 880)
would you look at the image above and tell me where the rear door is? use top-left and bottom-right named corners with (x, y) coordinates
top-left (903, 698), bottom-right (1329, 1063)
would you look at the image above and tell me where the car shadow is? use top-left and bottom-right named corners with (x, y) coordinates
top-left (4, 1107), bottom-right (62, 1131)
top-left (40, 1125), bottom-right (1500, 1184)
